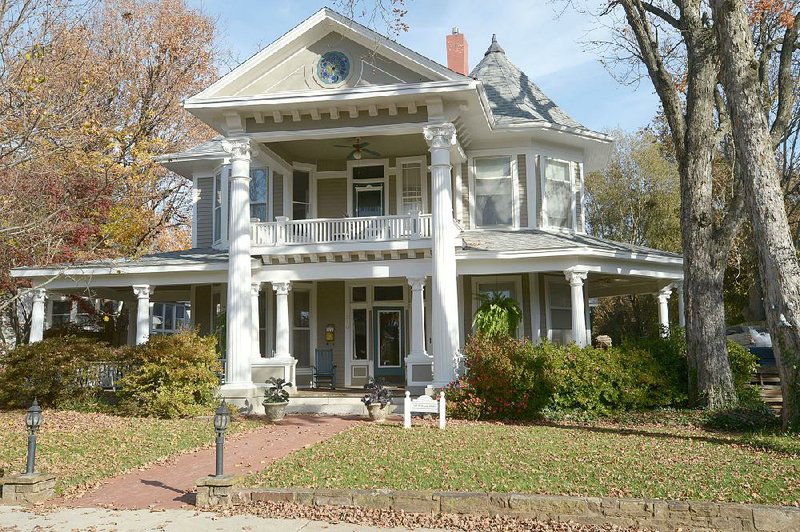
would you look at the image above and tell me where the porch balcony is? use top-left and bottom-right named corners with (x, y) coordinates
top-left (250, 212), bottom-right (435, 253)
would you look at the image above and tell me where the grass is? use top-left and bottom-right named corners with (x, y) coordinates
top-left (0, 410), bottom-right (263, 497)
top-left (246, 416), bottom-right (800, 506)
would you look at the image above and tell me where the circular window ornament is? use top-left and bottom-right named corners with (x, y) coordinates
top-left (315, 51), bottom-right (351, 87)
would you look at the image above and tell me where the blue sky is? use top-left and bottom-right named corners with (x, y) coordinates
top-left (189, 0), bottom-right (659, 133)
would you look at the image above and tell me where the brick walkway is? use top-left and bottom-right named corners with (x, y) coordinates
top-left (56, 415), bottom-right (358, 510)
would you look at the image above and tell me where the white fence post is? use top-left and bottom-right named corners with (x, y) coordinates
top-left (439, 391), bottom-right (446, 429)
top-left (404, 391), bottom-right (412, 429)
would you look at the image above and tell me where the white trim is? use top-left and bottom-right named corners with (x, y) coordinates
top-left (395, 155), bottom-right (428, 215)
top-left (470, 274), bottom-right (524, 339)
top-left (578, 161), bottom-right (586, 233)
top-left (526, 151), bottom-right (537, 229)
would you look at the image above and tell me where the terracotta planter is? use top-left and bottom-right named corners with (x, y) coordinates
top-left (263, 401), bottom-right (289, 422)
top-left (366, 403), bottom-right (392, 422)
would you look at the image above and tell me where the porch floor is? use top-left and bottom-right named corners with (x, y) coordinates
top-left (293, 386), bottom-right (405, 398)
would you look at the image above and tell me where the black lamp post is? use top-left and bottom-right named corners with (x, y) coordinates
top-left (213, 400), bottom-right (230, 477)
top-left (24, 399), bottom-right (42, 475)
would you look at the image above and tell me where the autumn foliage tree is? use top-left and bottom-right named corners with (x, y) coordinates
top-left (0, 0), bottom-right (219, 347)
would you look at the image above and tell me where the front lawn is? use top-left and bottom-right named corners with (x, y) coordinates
top-left (0, 410), bottom-right (262, 496)
top-left (246, 416), bottom-right (800, 506)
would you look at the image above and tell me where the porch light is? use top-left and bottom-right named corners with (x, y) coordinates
top-left (353, 150), bottom-right (362, 160)
top-left (24, 399), bottom-right (43, 475)
top-left (213, 400), bottom-right (230, 477)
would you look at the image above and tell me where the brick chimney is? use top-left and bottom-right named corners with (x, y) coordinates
top-left (446, 27), bottom-right (468, 75)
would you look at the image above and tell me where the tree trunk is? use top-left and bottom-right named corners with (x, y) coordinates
top-left (713, 0), bottom-right (800, 429)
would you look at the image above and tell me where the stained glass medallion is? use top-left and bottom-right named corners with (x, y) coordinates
top-left (316, 51), bottom-right (350, 86)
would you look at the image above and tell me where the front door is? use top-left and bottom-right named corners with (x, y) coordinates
top-left (373, 307), bottom-right (404, 381)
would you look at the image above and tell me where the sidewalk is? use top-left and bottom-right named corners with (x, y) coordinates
top-left (57, 415), bottom-right (358, 510)
top-left (0, 506), bottom-right (442, 531)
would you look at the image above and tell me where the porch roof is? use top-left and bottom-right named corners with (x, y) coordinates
top-left (459, 229), bottom-right (682, 261)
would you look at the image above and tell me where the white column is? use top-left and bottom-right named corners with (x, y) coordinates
top-left (407, 276), bottom-right (429, 359)
top-left (221, 137), bottom-right (254, 387)
top-left (132, 284), bottom-right (151, 345)
top-left (273, 281), bottom-right (292, 360)
top-left (251, 282), bottom-right (261, 357)
top-left (657, 286), bottom-right (672, 337)
top-left (127, 302), bottom-right (137, 346)
top-left (675, 281), bottom-right (686, 327)
top-left (564, 269), bottom-right (588, 348)
top-left (29, 287), bottom-right (47, 343)
top-left (424, 123), bottom-right (461, 387)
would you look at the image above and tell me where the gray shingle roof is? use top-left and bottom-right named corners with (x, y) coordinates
top-left (460, 229), bottom-right (681, 259)
top-left (13, 248), bottom-right (230, 273)
top-left (470, 35), bottom-right (583, 129)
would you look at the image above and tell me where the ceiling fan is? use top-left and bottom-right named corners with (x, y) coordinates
top-left (334, 138), bottom-right (381, 160)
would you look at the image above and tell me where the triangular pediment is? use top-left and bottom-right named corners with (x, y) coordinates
top-left (193, 8), bottom-right (465, 101)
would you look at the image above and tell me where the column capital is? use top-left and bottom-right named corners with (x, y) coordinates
top-left (132, 284), bottom-right (152, 299)
top-left (672, 280), bottom-right (684, 292)
top-left (220, 137), bottom-right (251, 161)
top-left (423, 123), bottom-right (457, 150)
top-left (272, 281), bottom-right (291, 295)
top-left (564, 269), bottom-right (588, 286)
top-left (30, 287), bottom-right (47, 303)
top-left (250, 281), bottom-right (262, 296)
top-left (407, 276), bottom-right (427, 290)
top-left (657, 286), bottom-right (673, 302)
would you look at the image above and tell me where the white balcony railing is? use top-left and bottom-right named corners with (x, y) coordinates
top-left (251, 213), bottom-right (432, 247)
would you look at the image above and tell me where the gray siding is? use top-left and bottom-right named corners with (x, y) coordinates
top-left (462, 275), bottom-right (472, 340)
top-left (522, 273), bottom-right (532, 339)
top-left (460, 162), bottom-right (469, 228)
top-left (388, 174), bottom-right (397, 215)
top-left (272, 172), bottom-right (283, 219)
top-left (517, 154), bottom-right (529, 228)
top-left (539, 274), bottom-right (547, 335)
top-left (193, 285), bottom-right (213, 336)
top-left (316, 281), bottom-right (346, 387)
top-left (195, 177), bottom-right (213, 247)
top-left (317, 178), bottom-right (347, 218)
top-left (535, 155), bottom-right (543, 227)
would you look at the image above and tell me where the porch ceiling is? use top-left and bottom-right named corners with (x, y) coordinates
top-left (265, 133), bottom-right (427, 166)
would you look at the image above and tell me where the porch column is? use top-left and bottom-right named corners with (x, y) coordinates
top-left (222, 137), bottom-right (254, 388)
top-left (251, 282), bottom-right (261, 357)
top-left (424, 123), bottom-right (461, 387)
top-left (675, 281), bottom-right (686, 327)
top-left (29, 287), bottom-right (47, 343)
top-left (127, 303), bottom-right (137, 346)
top-left (564, 269), bottom-right (588, 348)
top-left (407, 277), bottom-right (428, 358)
top-left (273, 281), bottom-right (292, 360)
top-left (657, 286), bottom-right (672, 337)
top-left (132, 284), bottom-right (151, 345)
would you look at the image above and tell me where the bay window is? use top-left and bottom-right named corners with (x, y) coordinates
top-left (543, 158), bottom-right (574, 230)
top-left (474, 156), bottom-right (513, 227)
top-left (213, 170), bottom-right (222, 242)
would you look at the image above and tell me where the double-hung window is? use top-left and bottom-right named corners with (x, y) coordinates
top-left (399, 161), bottom-right (424, 214)
top-left (547, 279), bottom-right (572, 345)
top-left (474, 156), bottom-right (513, 227)
top-left (249, 167), bottom-right (269, 222)
top-left (543, 158), bottom-right (574, 230)
top-left (151, 303), bottom-right (190, 335)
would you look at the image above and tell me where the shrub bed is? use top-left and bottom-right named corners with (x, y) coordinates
top-left (447, 331), bottom-right (763, 420)
top-left (0, 330), bottom-right (221, 418)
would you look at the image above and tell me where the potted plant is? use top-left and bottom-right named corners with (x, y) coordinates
top-left (361, 380), bottom-right (392, 422)
top-left (262, 377), bottom-right (292, 422)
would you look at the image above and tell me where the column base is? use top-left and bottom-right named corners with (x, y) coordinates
top-left (219, 383), bottom-right (258, 414)
top-left (405, 353), bottom-right (433, 391)
top-left (251, 357), bottom-right (298, 391)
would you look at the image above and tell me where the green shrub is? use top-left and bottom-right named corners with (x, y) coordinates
top-left (0, 336), bottom-right (122, 409)
top-left (472, 293), bottom-right (522, 338)
top-left (726, 340), bottom-right (759, 394)
top-left (448, 334), bottom-right (553, 420)
top-left (116, 330), bottom-right (221, 418)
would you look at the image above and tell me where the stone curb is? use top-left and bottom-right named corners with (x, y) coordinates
top-left (217, 487), bottom-right (800, 531)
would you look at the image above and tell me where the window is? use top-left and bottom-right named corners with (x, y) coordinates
top-left (374, 285), bottom-right (404, 301)
top-left (547, 279), bottom-right (572, 345)
top-left (474, 156), bottom-right (513, 227)
top-left (352, 286), bottom-right (367, 302)
top-left (352, 308), bottom-right (368, 360)
top-left (292, 170), bottom-right (310, 220)
top-left (50, 300), bottom-right (72, 327)
top-left (543, 158), bottom-right (574, 230)
top-left (400, 161), bottom-right (424, 214)
top-left (151, 303), bottom-right (191, 335)
top-left (249, 167), bottom-right (268, 222)
top-left (292, 290), bottom-right (311, 367)
top-left (213, 170), bottom-right (223, 242)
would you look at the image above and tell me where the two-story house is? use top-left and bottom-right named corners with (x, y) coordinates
top-left (12, 8), bottom-right (683, 406)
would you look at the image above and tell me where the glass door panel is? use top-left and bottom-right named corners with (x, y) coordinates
top-left (354, 184), bottom-right (384, 217)
top-left (373, 307), bottom-right (404, 380)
